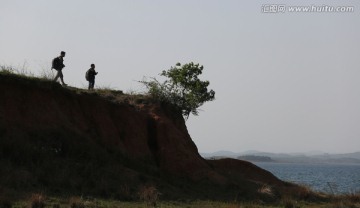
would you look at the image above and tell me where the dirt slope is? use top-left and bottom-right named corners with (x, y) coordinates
top-left (0, 73), bottom-right (308, 201)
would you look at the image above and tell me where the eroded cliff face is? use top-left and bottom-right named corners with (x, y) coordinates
top-left (0, 76), bottom-right (210, 177)
top-left (0, 73), bottom-right (304, 200)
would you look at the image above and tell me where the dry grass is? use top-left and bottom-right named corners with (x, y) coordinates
top-left (69, 196), bottom-right (85, 208)
top-left (39, 68), bottom-right (56, 80)
top-left (330, 192), bottom-right (360, 208)
top-left (348, 192), bottom-right (360, 203)
top-left (138, 185), bottom-right (160, 207)
top-left (5, 196), bottom-right (360, 208)
top-left (281, 197), bottom-right (300, 208)
top-left (257, 185), bottom-right (273, 196)
top-left (0, 63), bottom-right (35, 77)
top-left (28, 193), bottom-right (46, 208)
top-left (0, 64), bottom-right (151, 107)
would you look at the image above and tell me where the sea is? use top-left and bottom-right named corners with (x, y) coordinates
top-left (253, 162), bottom-right (360, 194)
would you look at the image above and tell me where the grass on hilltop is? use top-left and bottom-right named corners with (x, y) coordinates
top-left (1, 193), bottom-right (360, 208)
top-left (0, 64), bottom-right (151, 106)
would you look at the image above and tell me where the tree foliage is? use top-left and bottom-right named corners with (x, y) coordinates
top-left (142, 62), bottom-right (215, 118)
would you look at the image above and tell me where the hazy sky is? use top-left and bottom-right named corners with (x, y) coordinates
top-left (1, 0), bottom-right (359, 153)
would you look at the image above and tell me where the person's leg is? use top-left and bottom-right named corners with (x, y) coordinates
top-left (92, 79), bottom-right (95, 89)
top-left (59, 71), bottom-right (66, 85)
top-left (53, 70), bottom-right (60, 82)
top-left (89, 80), bottom-right (94, 90)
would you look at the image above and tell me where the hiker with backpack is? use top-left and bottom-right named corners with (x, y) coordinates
top-left (51, 51), bottom-right (67, 86)
top-left (86, 64), bottom-right (98, 90)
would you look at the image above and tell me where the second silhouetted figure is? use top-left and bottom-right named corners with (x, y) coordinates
top-left (85, 64), bottom-right (98, 90)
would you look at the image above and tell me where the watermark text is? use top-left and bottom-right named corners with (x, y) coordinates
top-left (261, 5), bottom-right (354, 14)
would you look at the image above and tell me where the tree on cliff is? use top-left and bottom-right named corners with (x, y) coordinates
top-left (141, 62), bottom-right (215, 119)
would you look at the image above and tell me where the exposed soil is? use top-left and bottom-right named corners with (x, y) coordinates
top-left (0, 73), bottom-right (321, 201)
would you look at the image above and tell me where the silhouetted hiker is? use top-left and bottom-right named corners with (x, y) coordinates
top-left (51, 51), bottom-right (67, 86)
top-left (85, 64), bottom-right (98, 90)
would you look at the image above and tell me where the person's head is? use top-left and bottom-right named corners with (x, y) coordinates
top-left (91, 64), bottom-right (95, 68)
top-left (60, 51), bottom-right (66, 57)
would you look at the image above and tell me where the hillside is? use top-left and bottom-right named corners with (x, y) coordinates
top-left (0, 71), bottom-right (318, 202)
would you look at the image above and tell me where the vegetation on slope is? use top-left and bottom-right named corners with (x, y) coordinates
top-left (2, 65), bottom-right (357, 207)
top-left (141, 62), bottom-right (215, 119)
top-left (0, 66), bottom-right (250, 202)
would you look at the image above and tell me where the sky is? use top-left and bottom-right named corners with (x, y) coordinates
top-left (1, 0), bottom-right (359, 154)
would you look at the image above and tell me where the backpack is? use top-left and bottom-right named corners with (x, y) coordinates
top-left (52, 57), bottom-right (62, 70)
top-left (51, 58), bottom-right (58, 69)
top-left (85, 70), bottom-right (90, 81)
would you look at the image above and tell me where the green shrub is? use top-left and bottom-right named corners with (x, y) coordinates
top-left (141, 62), bottom-right (215, 118)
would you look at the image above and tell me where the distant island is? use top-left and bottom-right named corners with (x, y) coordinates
top-left (201, 151), bottom-right (360, 164)
top-left (237, 155), bottom-right (274, 162)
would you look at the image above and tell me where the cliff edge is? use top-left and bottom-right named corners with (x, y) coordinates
top-left (0, 72), bottom-right (312, 201)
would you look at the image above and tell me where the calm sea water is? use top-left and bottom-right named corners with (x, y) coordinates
top-left (253, 162), bottom-right (360, 194)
